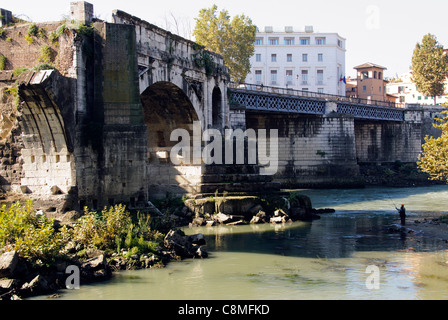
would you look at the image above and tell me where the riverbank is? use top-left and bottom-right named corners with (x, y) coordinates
top-left (394, 213), bottom-right (448, 242)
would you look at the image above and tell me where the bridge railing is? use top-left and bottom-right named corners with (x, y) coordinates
top-left (228, 82), bottom-right (403, 109)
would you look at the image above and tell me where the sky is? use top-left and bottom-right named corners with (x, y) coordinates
top-left (3, 0), bottom-right (448, 78)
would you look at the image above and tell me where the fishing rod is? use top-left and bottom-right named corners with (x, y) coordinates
top-left (385, 192), bottom-right (398, 210)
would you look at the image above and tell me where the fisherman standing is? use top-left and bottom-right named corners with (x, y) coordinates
top-left (396, 204), bottom-right (406, 226)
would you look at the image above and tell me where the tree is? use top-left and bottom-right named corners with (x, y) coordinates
top-left (417, 109), bottom-right (448, 182)
top-left (411, 33), bottom-right (448, 105)
top-left (193, 4), bottom-right (256, 83)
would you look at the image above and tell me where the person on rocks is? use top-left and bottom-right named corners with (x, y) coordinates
top-left (396, 204), bottom-right (406, 226)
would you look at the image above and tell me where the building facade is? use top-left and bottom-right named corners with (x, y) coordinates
top-left (353, 62), bottom-right (387, 102)
top-left (245, 26), bottom-right (346, 96)
top-left (386, 72), bottom-right (448, 106)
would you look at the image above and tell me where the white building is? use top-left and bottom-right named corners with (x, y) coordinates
top-left (386, 72), bottom-right (448, 106)
top-left (245, 26), bottom-right (346, 96)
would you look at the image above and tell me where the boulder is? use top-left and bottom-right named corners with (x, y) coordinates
top-left (215, 213), bottom-right (231, 224)
top-left (289, 207), bottom-right (313, 221)
top-left (20, 274), bottom-right (50, 295)
top-left (187, 233), bottom-right (206, 246)
top-left (270, 216), bottom-right (285, 224)
top-left (164, 229), bottom-right (207, 259)
top-left (255, 211), bottom-right (269, 223)
top-left (81, 254), bottom-right (107, 271)
top-left (0, 251), bottom-right (18, 278)
top-left (250, 216), bottom-right (261, 224)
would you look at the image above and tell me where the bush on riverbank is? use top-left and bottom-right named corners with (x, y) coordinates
top-left (0, 200), bottom-right (68, 267)
top-left (0, 201), bottom-right (165, 264)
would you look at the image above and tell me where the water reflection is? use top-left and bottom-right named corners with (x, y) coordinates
top-left (37, 186), bottom-right (448, 300)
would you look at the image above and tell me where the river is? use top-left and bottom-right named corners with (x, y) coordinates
top-left (44, 185), bottom-right (448, 300)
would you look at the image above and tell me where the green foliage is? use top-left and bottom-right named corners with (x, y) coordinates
top-left (0, 28), bottom-right (5, 39)
top-left (33, 63), bottom-right (55, 72)
top-left (192, 50), bottom-right (216, 77)
top-left (0, 200), bottom-right (66, 266)
top-left (0, 55), bottom-right (6, 70)
top-left (24, 34), bottom-right (33, 44)
top-left (417, 110), bottom-right (448, 181)
top-left (27, 23), bottom-right (38, 37)
top-left (24, 23), bottom-right (47, 44)
top-left (71, 206), bottom-right (163, 254)
top-left (193, 4), bottom-right (256, 82)
top-left (411, 34), bottom-right (448, 105)
top-left (49, 24), bottom-right (68, 46)
top-left (288, 192), bottom-right (311, 209)
top-left (0, 202), bottom-right (165, 267)
top-left (13, 67), bottom-right (29, 77)
top-left (38, 44), bottom-right (53, 63)
top-left (71, 205), bottom-right (132, 249)
top-left (76, 23), bottom-right (93, 36)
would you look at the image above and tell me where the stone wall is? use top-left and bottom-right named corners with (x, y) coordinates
top-left (354, 110), bottom-right (423, 164)
top-left (246, 112), bottom-right (361, 188)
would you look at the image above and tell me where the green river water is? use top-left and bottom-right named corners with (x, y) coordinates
top-left (37, 185), bottom-right (448, 300)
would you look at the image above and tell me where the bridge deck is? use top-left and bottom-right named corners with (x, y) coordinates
top-left (228, 83), bottom-right (405, 122)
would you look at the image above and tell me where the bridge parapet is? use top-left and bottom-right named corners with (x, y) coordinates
top-left (229, 83), bottom-right (405, 122)
top-left (336, 101), bottom-right (404, 122)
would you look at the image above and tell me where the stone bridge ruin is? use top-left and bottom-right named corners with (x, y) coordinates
top-left (0, 2), bottom-right (436, 214)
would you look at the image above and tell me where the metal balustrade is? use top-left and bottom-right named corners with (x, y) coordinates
top-left (229, 89), bottom-right (326, 115)
top-left (228, 83), bottom-right (405, 122)
top-left (336, 102), bottom-right (404, 122)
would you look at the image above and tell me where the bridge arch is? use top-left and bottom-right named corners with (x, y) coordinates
top-left (140, 81), bottom-right (203, 197)
top-left (212, 86), bottom-right (223, 129)
top-left (140, 81), bottom-right (200, 150)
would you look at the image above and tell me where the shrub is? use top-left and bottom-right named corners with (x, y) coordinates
top-left (13, 67), bottom-right (29, 77)
top-left (33, 63), bottom-right (55, 72)
top-left (0, 55), bottom-right (6, 70)
top-left (27, 23), bottom-right (38, 37)
top-left (0, 200), bottom-right (66, 266)
top-left (38, 45), bottom-right (53, 63)
top-left (0, 202), bottom-right (164, 267)
top-left (24, 34), bottom-right (33, 44)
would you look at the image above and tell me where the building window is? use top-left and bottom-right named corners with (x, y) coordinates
top-left (286, 70), bottom-right (293, 85)
top-left (317, 70), bottom-right (324, 85)
top-left (374, 71), bottom-right (377, 79)
top-left (284, 37), bottom-right (294, 45)
top-left (378, 72), bottom-right (382, 80)
top-left (362, 71), bottom-right (369, 79)
top-left (318, 53), bottom-right (323, 62)
top-left (362, 85), bottom-right (367, 92)
top-left (255, 38), bottom-right (263, 45)
top-left (256, 54), bottom-right (261, 62)
top-left (318, 88), bottom-right (324, 94)
top-left (268, 37), bottom-right (279, 45)
top-left (300, 37), bottom-right (310, 45)
top-left (315, 37), bottom-right (326, 45)
top-left (302, 54), bottom-right (308, 62)
top-left (270, 70), bottom-right (277, 85)
top-left (287, 54), bottom-right (292, 62)
top-left (379, 86), bottom-right (382, 92)
top-left (338, 39), bottom-right (343, 48)
top-left (301, 70), bottom-right (308, 85)
top-left (255, 70), bottom-right (262, 84)
top-left (271, 54), bottom-right (277, 62)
